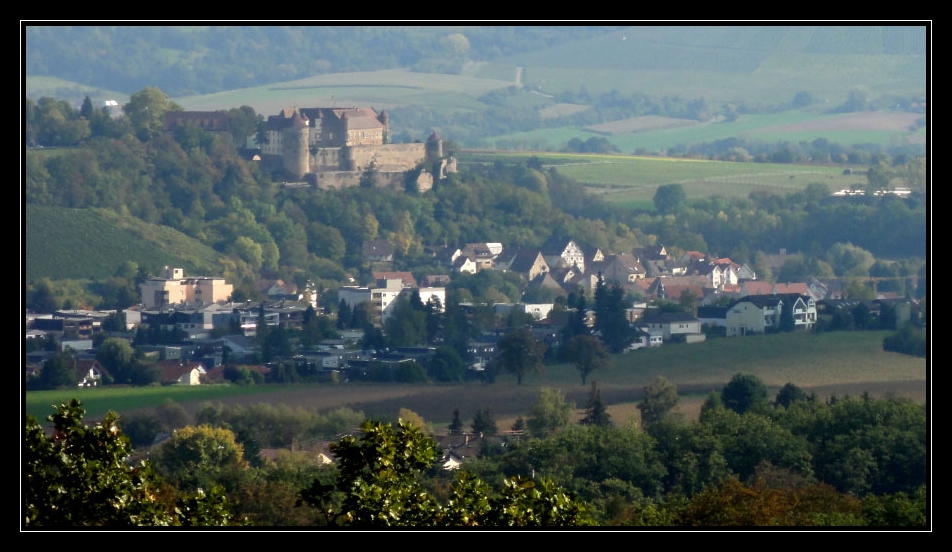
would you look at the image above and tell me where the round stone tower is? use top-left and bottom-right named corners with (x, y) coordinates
top-left (426, 131), bottom-right (443, 161)
top-left (283, 108), bottom-right (310, 180)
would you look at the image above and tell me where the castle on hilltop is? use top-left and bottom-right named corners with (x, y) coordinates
top-left (261, 106), bottom-right (453, 190)
top-left (165, 106), bottom-right (455, 191)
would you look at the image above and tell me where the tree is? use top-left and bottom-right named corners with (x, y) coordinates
top-left (593, 277), bottom-right (635, 354)
top-left (563, 334), bottom-right (610, 385)
top-left (774, 382), bottom-right (808, 409)
top-left (95, 337), bottom-right (137, 384)
top-left (336, 298), bottom-right (352, 329)
top-left (448, 409), bottom-right (464, 434)
top-left (384, 293), bottom-right (427, 347)
top-left (491, 328), bottom-right (545, 385)
top-left (579, 381), bottom-right (612, 427)
top-left (720, 373), bottom-right (769, 415)
top-left (653, 183), bottom-right (687, 215)
top-left (37, 351), bottom-right (77, 389)
top-left (428, 346), bottom-right (466, 383)
top-left (123, 86), bottom-right (181, 141)
top-left (149, 425), bottom-right (248, 493)
top-left (637, 376), bottom-right (681, 428)
top-left (24, 399), bottom-right (235, 527)
top-left (779, 298), bottom-right (796, 332)
top-left (527, 387), bottom-right (574, 439)
top-left (298, 419), bottom-right (591, 527)
top-left (471, 408), bottom-right (498, 436)
top-left (398, 408), bottom-right (430, 434)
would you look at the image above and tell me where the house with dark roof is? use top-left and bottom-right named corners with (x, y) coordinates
top-left (540, 237), bottom-right (586, 273)
top-left (636, 310), bottom-right (703, 342)
top-left (496, 250), bottom-right (549, 282)
top-left (363, 239), bottom-right (394, 262)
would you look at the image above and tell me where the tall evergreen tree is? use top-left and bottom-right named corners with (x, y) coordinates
top-left (471, 408), bottom-right (498, 436)
top-left (593, 275), bottom-right (634, 353)
top-left (336, 298), bottom-right (352, 329)
top-left (448, 409), bottom-right (464, 434)
top-left (579, 381), bottom-right (612, 427)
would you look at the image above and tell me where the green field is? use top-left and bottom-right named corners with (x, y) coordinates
top-left (25, 331), bottom-right (927, 429)
top-left (458, 150), bottom-right (867, 207)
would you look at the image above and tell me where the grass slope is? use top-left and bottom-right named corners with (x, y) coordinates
top-left (24, 204), bottom-right (225, 282)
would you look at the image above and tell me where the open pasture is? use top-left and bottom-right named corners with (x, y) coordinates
top-left (459, 150), bottom-right (867, 207)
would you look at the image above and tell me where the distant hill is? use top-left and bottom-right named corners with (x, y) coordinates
top-left (23, 25), bottom-right (927, 152)
top-left (24, 204), bottom-right (226, 282)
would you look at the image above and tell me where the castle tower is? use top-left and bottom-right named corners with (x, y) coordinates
top-left (283, 108), bottom-right (310, 179)
top-left (426, 131), bottom-right (443, 160)
top-left (378, 110), bottom-right (390, 143)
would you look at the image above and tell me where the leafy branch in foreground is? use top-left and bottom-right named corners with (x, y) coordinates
top-left (298, 419), bottom-right (592, 527)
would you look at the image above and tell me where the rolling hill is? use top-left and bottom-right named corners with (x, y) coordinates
top-left (24, 204), bottom-right (226, 282)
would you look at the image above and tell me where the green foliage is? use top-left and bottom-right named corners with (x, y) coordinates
top-left (564, 334), bottom-right (610, 385)
top-left (36, 351), bottom-right (77, 390)
top-left (298, 419), bottom-right (592, 527)
top-left (491, 328), bottom-right (546, 385)
top-left (579, 381), bottom-right (612, 427)
top-left (861, 485), bottom-right (928, 527)
top-left (149, 425), bottom-right (248, 492)
top-left (428, 346), bottom-right (467, 383)
top-left (882, 322), bottom-right (927, 357)
top-left (24, 399), bottom-right (235, 527)
top-left (593, 277), bottom-right (635, 353)
top-left (638, 376), bottom-right (681, 429)
top-left (720, 373), bottom-right (769, 415)
top-left (448, 409), bottom-right (464, 434)
top-left (774, 382), bottom-right (809, 408)
top-left (527, 387), bottom-right (574, 439)
top-left (653, 183), bottom-right (687, 215)
top-left (471, 408), bottom-right (498, 436)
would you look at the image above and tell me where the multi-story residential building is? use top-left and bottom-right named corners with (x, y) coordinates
top-left (139, 267), bottom-right (234, 310)
top-left (338, 278), bottom-right (445, 325)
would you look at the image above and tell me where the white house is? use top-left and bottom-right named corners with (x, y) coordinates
top-left (726, 294), bottom-right (817, 337)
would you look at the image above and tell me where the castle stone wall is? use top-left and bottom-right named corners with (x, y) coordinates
top-left (348, 143), bottom-right (427, 172)
top-left (316, 171), bottom-right (408, 191)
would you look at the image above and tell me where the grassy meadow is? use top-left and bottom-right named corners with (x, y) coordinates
top-left (458, 150), bottom-right (868, 209)
top-left (25, 331), bottom-right (927, 433)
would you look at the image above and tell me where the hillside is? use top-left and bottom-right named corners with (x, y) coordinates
top-left (24, 204), bottom-right (226, 282)
top-left (23, 25), bottom-right (928, 152)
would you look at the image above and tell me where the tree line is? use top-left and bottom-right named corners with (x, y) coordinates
top-left (24, 371), bottom-right (928, 527)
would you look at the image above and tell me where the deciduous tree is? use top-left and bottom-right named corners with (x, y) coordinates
top-left (564, 334), bottom-right (610, 385)
top-left (24, 399), bottom-right (235, 527)
top-left (638, 375), bottom-right (681, 429)
top-left (527, 387), bottom-right (574, 439)
top-left (491, 327), bottom-right (545, 385)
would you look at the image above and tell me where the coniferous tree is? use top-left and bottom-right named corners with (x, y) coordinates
top-left (593, 275), bottom-right (634, 353)
top-left (580, 381), bottom-right (612, 427)
top-left (336, 299), bottom-right (352, 330)
top-left (471, 408), bottom-right (497, 436)
top-left (448, 409), bottom-right (464, 434)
